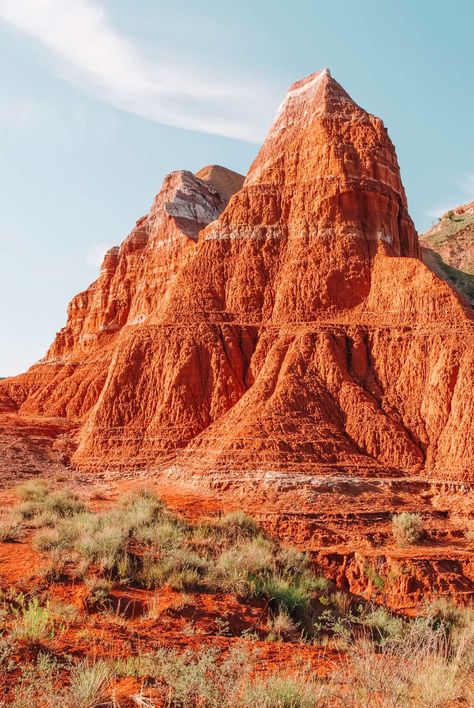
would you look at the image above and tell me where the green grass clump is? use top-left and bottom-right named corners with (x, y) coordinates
top-left (11, 597), bottom-right (54, 643)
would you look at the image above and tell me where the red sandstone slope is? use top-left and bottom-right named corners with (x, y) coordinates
top-left (1, 69), bottom-right (473, 480)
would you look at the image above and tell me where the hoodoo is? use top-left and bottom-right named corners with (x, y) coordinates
top-left (1, 69), bottom-right (473, 481)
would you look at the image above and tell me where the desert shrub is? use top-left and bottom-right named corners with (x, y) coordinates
top-left (0, 518), bottom-right (23, 542)
top-left (427, 598), bottom-right (466, 633)
top-left (68, 660), bottom-right (114, 707)
top-left (240, 674), bottom-right (326, 707)
top-left (112, 655), bottom-right (147, 677)
top-left (33, 526), bottom-right (65, 551)
top-left (214, 510), bottom-right (260, 537)
top-left (255, 575), bottom-right (316, 620)
top-left (136, 517), bottom-right (186, 548)
top-left (426, 598), bottom-right (474, 666)
top-left (357, 605), bottom-right (404, 645)
top-left (85, 576), bottom-right (113, 611)
top-left (267, 608), bottom-right (300, 641)
top-left (213, 537), bottom-right (275, 594)
top-left (32, 490), bottom-right (189, 583)
top-left (11, 597), bottom-right (54, 642)
top-left (141, 547), bottom-right (208, 590)
top-left (144, 646), bottom-right (249, 707)
top-left (15, 480), bottom-right (85, 524)
top-left (328, 590), bottom-right (352, 618)
top-left (14, 479), bottom-right (49, 502)
top-left (195, 511), bottom-right (260, 546)
top-left (53, 512), bottom-right (128, 576)
top-left (345, 614), bottom-right (474, 707)
top-left (392, 512), bottom-right (424, 546)
top-left (11, 653), bottom-right (60, 707)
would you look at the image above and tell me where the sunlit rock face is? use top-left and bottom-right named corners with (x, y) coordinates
top-left (2, 69), bottom-right (473, 482)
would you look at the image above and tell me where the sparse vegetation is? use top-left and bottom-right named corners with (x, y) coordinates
top-left (1, 480), bottom-right (472, 705)
top-left (25, 487), bottom-right (330, 629)
top-left (13, 478), bottom-right (85, 528)
top-left (392, 512), bottom-right (424, 546)
top-left (240, 674), bottom-right (328, 707)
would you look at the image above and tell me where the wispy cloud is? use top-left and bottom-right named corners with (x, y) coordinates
top-left (426, 172), bottom-right (474, 221)
top-left (0, 0), bottom-right (271, 142)
top-left (426, 204), bottom-right (455, 220)
top-left (85, 243), bottom-right (112, 268)
top-left (457, 173), bottom-right (474, 197)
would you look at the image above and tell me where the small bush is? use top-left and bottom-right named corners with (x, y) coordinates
top-left (240, 674), bottom-right (326, 707)
top-left (15, 481), bottom-right (85, 524)
top-left (358, 605), bottom-right (404, 644)
top-left (0, 518), bottom-right (23, 542)
top-left (215, 511), bottom-right (260, 537)
top-left (345, 613), bottom-right (474, 707)
top-left (141, 547), bottom-right (208, 590)
top-left (69, 660), bottom-right (113, 707)
top-left (392, 512), bottom-right (424, 546)
top-left (213, 537), bottom-right (275, 594)
top-left (15, 479), bottom-right (49, 502)
top-left (12, 598), bottom-right (54, 643)
top-left (136, 517), bottom-right (185, 549)
top-left (144, 646), bottom-right (248, 707)
top-left (267, 609), bottom-right (300, 641)
top-left (195, 511), bottom-right (260, 546)
top-left (11, 652), bottom-right (60, 706)
top-left (85, 576), bottom-right (113, 611)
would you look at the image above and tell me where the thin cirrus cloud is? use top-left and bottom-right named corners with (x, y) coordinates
top-left (85, 243), bottom-right (112, 269)
top-left (426, 172), bottom-right (474, 221)
top-left (0, 0), bottom-right (271, 142)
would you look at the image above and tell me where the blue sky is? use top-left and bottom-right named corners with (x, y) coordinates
top-left (0, 0), bottom-right (473, 376)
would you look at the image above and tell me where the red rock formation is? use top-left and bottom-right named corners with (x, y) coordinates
top-left (2, 69), bottom-right (473, 483)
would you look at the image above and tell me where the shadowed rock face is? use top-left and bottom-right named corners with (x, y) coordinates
top-left (2, 68), bottom-right (473, 482)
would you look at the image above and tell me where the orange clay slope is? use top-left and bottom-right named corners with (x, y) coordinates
top-left (1, 68), bottom-right (473, 483)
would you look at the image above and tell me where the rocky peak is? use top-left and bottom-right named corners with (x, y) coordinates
top-left (270, 68), bottom-right (358, 133)
top-left (194, 165), bottom-right (244, 202)
top-left (1, 70), bottom-right (472, 484)
top-left (148, 169), bottom-right (231, 241)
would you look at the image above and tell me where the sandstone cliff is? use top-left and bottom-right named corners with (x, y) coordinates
top-left (2, 69), bottom-right (473, 481)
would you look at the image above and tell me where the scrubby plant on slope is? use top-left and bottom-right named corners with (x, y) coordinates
top-left (392, 512), bottom-right (424, 546)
